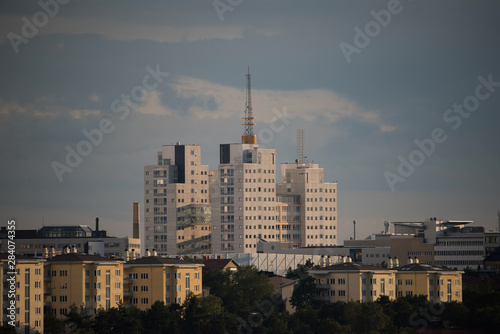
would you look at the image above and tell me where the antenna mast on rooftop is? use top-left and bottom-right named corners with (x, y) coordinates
top-left (297, 129), bottom-right (305, 163)
top-left (242, 66), bottom-right (257, 144)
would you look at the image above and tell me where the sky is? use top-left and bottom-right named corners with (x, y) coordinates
top-left (1, 0), bottom-right (499, 244)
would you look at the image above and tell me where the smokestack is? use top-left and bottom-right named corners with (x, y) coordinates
top-left (125, 249), bottom-right (130, 262)
top-left (50, 246), bottom-right (56, 258)
top-left (95, 217), bottom-right (99, 232)
top-left (353, 220), bottom-right (356, 240)
top-left (388, 257), bottom-right (393, 269)
top-left (43, 246), bottom-right (48, 259)
top-left (131, 249), bottom-right (136, 261)
top-left (394, 257), bottom-right (399, 267)
top-left (133, 203), bottom-right (140, 239)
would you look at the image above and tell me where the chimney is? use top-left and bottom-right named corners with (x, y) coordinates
top-left (394, 257), bottom-right (399, 267)
top-left (125, 249), bottom-right (130, 262)
top-left (408, 257), bottom-right (413, 265)
top-left (43, 246), bottom-right (48, 259)
top-left (131, 249), bottom-right (136, 261)
top-left (72, 245), bottom-right (77, 253)
top-left (133, 203), bottom-right (140, 239)
top-left (353, 220), bottom-right (356, 240)
top-left (388, 257), bottom-right (393, 269)
top-left (64, 245), bottom-right (70, 254)
top-left (152, 249), bottom-right (157, 256)
top-left (341, 255), bottom-right (346, 263)
top-left (50, 246), bottom-right (56, 258)
top-left (348, 256), bottom-right (352, 263)
top-left (414, 257), bottom-right (419, 264)
top-left (217, 255), bottom-right (222, 260)
top-left (95, 217), bottom-right (99, 232)
top-left (145, 249), bottom-right (151, 257)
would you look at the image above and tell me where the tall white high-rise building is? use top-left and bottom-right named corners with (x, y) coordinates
top-left (144, 144), bottom-right (211, 256)
top-left (276, 162), bottom-right (338, 247)
top-left (211, 143), bottom-right (277, 253)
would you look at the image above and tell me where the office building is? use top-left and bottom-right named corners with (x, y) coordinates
top-left (144, 143), bottom-right (211, 256)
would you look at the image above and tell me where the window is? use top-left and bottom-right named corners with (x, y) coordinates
top-left (141, 286), bottom-right (149, 292)
top-left (141, 273), bottom-right (149, 279)
top-left (131, 298), bottom-right (138, 304)
top-left (175, 272), bottom-right (181, 280)
top-left (115, 270), bottom-right (121, 276)
top-left (115, 295), bottom-right (121, 302)
top-left (59, 296), bottom-right (67, 302)
top-left (132, 285), bottom-right (138, 292)
top-left (60, 270), bottom-right (68, 277)
top-left (338, 290), bottom-right (346, 296)
top-left (115, 282), bottom-right (121, 289)
top-left (405, 279), bottom-right (413, 286)
top-left (94, 282), bottom-right (101, 289)
top-left (176, 284), bottom-right (181, 292)
top-left (166, 272), bottom-right (171, 280)
top-left (94, 270), bottom-right (101, 277)
top-left (95, 295), bottom-right (101, 302)
top-left (129, 273), bottom-right (138, 280)
top-left (175, 297), bottom-right (181, 304)
top-left (60, 309), bottom-right (67, 315)
top-left (194, 285), bottom-right (200, 292)
top-left (194, 272), bottom-right (200, 280)
top-left (141, 298), bottom-right (149, 305)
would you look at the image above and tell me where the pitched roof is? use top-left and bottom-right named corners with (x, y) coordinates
top-left (269, 276), bottom-right (298, 291)
top-left (395, 263), bottom-right (460, 272)
top-left (47, 253), bottom-right (121, 263)
top-left (126, 256), bottom-right (203, 266)
top-left (317, 262), bottom-right (390, 272)
top-left (202, 259), bottom-right (239, 269)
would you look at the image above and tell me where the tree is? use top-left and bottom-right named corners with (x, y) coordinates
top-left (44, 310), bottom-right (66, 334)
top-left (182, 294), bottom-right (226, 334)
top-left (142, 301), bottom-right (180, 334)
top-left (65, 304), bottom-right (94, 333)
top-left (290, 275), bottom-right (317, 310)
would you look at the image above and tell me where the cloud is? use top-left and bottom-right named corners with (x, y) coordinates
top-left (0, 14), bottom-right (278, 44)
top-left (166, 76), bottom-right (395, 132)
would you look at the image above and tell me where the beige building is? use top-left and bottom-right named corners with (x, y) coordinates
top-left (44, 253), bottom-right (124, 317)
top-left (0, 254), bottom-right (45, 333)
top-left (269, 276), bottom-right (298, 313)
top-left (276, 162), bottom-right (338, 247)
top-left (123, 256), bottom-right (203, 310)
top-left (310, 262), bottom-right (397, 303)
top-left (396, 263), bottom-right (463, 302)
top-left (144, 144), bottom-right (211, 256)
top-left (310, 261), bottom-right (463, 303)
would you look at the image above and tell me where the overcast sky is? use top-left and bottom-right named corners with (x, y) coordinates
top-left (1, 0), bottom-right (499, 243)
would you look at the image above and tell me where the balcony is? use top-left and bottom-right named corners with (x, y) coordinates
top-left (316, 284), bottom-right (330, 290)
top-left (123, 278), bottom-right (132, 284)
top-left (123, 291), bottom-right (133, 297)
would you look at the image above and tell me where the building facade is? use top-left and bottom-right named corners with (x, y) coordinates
top-left (144, 144), bottom-right (211, 256)
top-left (0, 254), bottom-right (45, 333)
top-left (276, 162), bottom-right (338, 247)
top-left (123, 257), bottom-right (203, 310)
top-left (309, 261), bottom-right (463, 303)
top-left (44, 254), bottom-right (124, 317)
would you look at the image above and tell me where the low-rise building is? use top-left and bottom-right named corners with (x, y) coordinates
top-left (0, 254), bottom-right (45, 333)
top-left (44, 253), bottom-right (124, 317)
top-left (123, 257), bottom-right (203, 310)
top-left (309, 261), bottom-right (463, 303)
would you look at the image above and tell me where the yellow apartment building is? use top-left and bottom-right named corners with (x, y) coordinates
top-left (44, 253), bottom-right (124, 317)
top-left (310, 262), bottom-right (463, 303)
top-left (310, 262), bottom-right (397, 303)
top-left (0, 253), bottom-right (45, 334)
top-left (396, 263), bottom-right (463, 302)
top-left (124, 256), bottom-right (203, 310)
